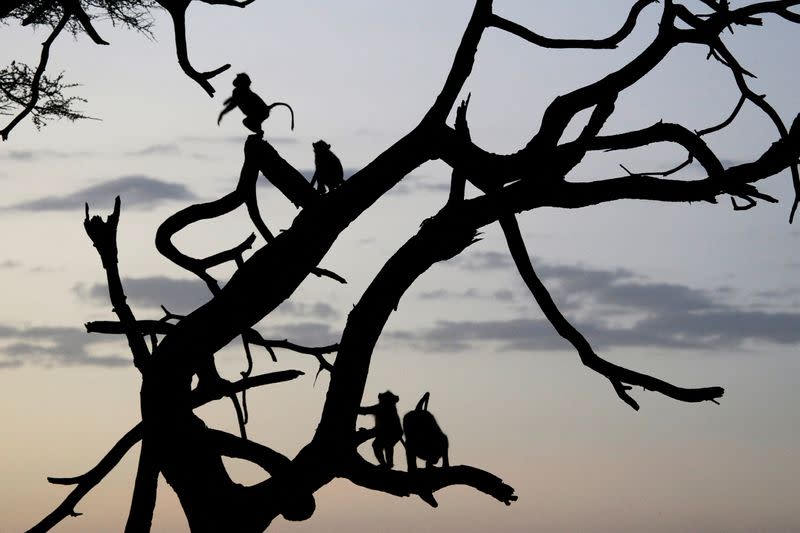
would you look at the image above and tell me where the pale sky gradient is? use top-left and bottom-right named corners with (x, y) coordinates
top-left (1, 1), bottom-right (799, 532)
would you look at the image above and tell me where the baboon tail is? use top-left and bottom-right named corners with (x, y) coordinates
top-left (416, 392), bottom-right (430, 411)
top-left (269, 102), bottom-right (295, 130)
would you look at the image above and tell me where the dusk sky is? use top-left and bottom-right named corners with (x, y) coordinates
top-left (2, 1), bottom-right (800, 531)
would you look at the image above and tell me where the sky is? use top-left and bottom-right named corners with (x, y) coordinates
top-left (1, 1), bottom-right (799, 531)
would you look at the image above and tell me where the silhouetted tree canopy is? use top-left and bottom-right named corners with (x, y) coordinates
top-left (8, 1), bottom-right (800, 532)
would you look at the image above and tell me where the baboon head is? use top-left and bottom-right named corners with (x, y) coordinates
top-left (378, 390), bottom-right (399, 406)
top-left (233, 72), bottom-right (252, 88)
top-left (312, 140), bottom-right (331, 153)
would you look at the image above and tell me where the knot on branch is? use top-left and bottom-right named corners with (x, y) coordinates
top-left (84, 196), bottom-right (120, 265)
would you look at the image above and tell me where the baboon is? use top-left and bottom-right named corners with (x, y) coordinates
top-left (358, 390), bottom-right (403, 469)
top-left (402, 392), bottom-right (449, 470)
top-left (217, 73), bottom-right (295, 134)
top-left (310, 140), bottom-right (344, 193)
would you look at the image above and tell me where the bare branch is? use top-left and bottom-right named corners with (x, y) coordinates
top-left (28, 425), bottom-right (143, 533)
top-left (583, 121), bottom-right (724, 176)
top-left (529, 1), bottom-right (676, 148)
top-left (84, 197), bottom-right (151, 371)
top-left (499, 215), bottom-right (723, 409)
top-left (489, 0), bottom-right (658, 49)
top-left (156, 1), bottom-right (230, 96)
top-left (696, 94), bottom-right (746, 136)
top-left (425, 0), bottom-right (492, 124)
top-left (343, 455), bottom-right (517, 507)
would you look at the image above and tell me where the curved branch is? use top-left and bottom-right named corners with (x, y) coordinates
top-left (489, 0), bottom-right (658, 49)
top-left (499, 215), bottom-right (723, 409)
top-left (157, 0), bottom-right (230, 96)
top-left (582, 121), bottom-right (724, 176)
top-left (696, 94), bottom-right (746, 136)
top-left (529, 1), bottom-right (676, 148)
top-left (155, 188), bottom-right (254, 292)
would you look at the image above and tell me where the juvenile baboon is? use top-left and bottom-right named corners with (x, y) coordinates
top-left (310, 140), bottom-right (344, 193)
top-left (358, 390), bottom-right (403, 469)
top-left (217, 73), bottom-right (295, 134)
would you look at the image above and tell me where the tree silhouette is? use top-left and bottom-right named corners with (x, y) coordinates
top-left (7, 1), bottom-right (800, 532)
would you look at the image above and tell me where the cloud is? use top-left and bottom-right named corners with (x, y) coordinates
top-left (126, 143), bottom-right (180, 157)
top-left (0, 324), bottom-right (129, 368)
top-left (391, 306), bottom-right (800, 354)
top-left (393, 259), bottom-right (800, 353)
top-left (0, 149), bottom-right (92, 161)
top-left (77, 277), bottom-right (341, 320)
top-left (276, 301), bottom-right (340, 320)
top-left (179, 135), bottom-right (298, 146)
top-left (76, 276), bottom-right (210, 313)
top-left (7, 175), bottom-right (198, 211)
top-left (452, 251), bottom-right (515, 271)
top-left (419, 288), bottom-right (513, 302)
top-left (260, 322), bottom-right (340, 346)
top-left (0, 260), bottom-right (20, 269)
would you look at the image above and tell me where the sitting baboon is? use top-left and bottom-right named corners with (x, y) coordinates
top-left (358, 390), bottom-right (403, 469)
top-left (402, 392), bottom-right (450, 470)
top-left (310, 140), bottom-right (344, 193)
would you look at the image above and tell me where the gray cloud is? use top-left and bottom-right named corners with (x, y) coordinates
top-left (453, 251), bottom-right (515, 271)
top-left (0, 149), bottom-right (92, 161)
top-left (261, 322), bottom-right (340, 347)
top-left (0, 260), bottom-right (20, 269)
top-left (391, 305), bottom-right (800, 354)
top-left (276, 301), bottom-right (340, 320)
top-left (77, 276), bottom-right (341, 320)
top-left (0, 324), bottom-right (129, 368)
top-left (126, 143), bottom-right (180, 157)
top-left (395, 259), bottom-right (800, 353)
top-left (419, 288), bottom-right (513, 302)
top-left (76, 276), bottom-right (210, 313)
top-left (180, 135), bottom-right (298, 145)
top-left (8, 175), bottom-right (198, 211)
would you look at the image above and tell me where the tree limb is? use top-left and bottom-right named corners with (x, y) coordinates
top-left (343, 455), bottom-right (517, 507)
top-left (499, 215), bottom-right (723, 409)
top-left (489, 0), bottom-right (658, 49)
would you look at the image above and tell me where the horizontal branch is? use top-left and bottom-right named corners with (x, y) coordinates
top-left (489, 0), bottom-right (657, 49)
top-left (191, 370), bottom-right (304, 406)
top-left (343, 455), bottom-right (517, 507)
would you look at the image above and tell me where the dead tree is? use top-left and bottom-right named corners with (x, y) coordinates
top-left (23, 1), bottom-right (800, 532)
